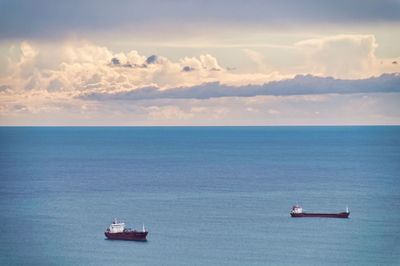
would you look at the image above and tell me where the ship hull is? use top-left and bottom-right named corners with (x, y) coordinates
top-left (105, 231), bottom-right (148, 241)
top-left (291, 212), bottom-right (349, 218)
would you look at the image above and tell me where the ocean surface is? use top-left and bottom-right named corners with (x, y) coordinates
top-left (0, 126), bottom-right (399, 265)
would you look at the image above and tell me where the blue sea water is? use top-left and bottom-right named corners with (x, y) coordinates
top-left (0, 126), bottom-right (399, 265)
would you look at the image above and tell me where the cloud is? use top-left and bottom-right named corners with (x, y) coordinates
top-left (243, 49), bottom-right (268, 72)
top-left (1, 0), bottom-right (400, 39)
top-left (1, 41), bottom-right (237, 98)
top-left (79, 73), bottom-right (400, 101)
top-left (0, 85), bottom-right (10, 92)
top-left (13, 104), bottom-right (26, 111)
top-left (111, 57), bottom-right (120, 65)
top-left (267, 109), bottom-right (280, 115)
top-left (199, 54), bottom-right (221, 71)
top-left (146, 55), bottom-right (157, 64)
top-left (6, 35), bottom-right (395, 99)
top-left (296, 35), bottom-right (378, 78)
top-left (182, 66), bottom-right (195, 72)
top-left (20, 42), bottom-right (38, 59)
top-left (1, 39), bottom-right (399, 126)
top-left (110, 57), bottom-right (134, 68)
top-left (147, 105), bottom-right (194, 121)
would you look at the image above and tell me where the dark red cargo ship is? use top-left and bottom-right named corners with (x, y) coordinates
top-left (290, 205), bottom-right (350, 218)
top-left (105, 219), bottom-right (148, 241)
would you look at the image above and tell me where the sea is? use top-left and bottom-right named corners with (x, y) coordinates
top-left (0, 126), bottom-right (399, 265)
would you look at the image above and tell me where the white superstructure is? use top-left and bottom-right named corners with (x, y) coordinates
top-left (292, 206), bottom-right (303, 214)
top-left (108, 218), bottom-right (125, 233)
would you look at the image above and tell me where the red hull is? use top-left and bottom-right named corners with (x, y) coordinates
top-left (291, 212), bottom-right (349, 218)
top-left (105, 231), bottom-right (148, 241)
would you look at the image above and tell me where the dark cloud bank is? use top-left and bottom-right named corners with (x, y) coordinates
top-left (80, 73), bottom-right (400, 101)
top-left (2, 0), bottom-right (400, 39)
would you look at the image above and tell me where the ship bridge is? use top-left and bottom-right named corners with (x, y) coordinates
top-left (108, 219), bottom-right (125, 233)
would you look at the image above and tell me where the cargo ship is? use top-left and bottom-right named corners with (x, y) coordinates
top-left (105, 219), bottom-right (148, 241)
top-left (290, 205), bottom-right (350, 218)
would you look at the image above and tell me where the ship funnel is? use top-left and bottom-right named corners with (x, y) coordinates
top-left (346, 206), bottom-right (349, 213)
top-left (142, 224), bottom-right (145, 232)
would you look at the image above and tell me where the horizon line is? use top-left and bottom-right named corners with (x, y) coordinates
top-left (1, 125), bottom-right (399, 128)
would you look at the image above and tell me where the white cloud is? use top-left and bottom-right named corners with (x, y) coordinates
top-left (199, 54), bottom-right (221, 70)
top-left (0, 37), bottom-right (399, 125)
top-left (0, 40), bottom-right (291, 115)
top-left (20, 42), bottom-right (38, 60)
top-left (243, 48), bottom-right (268, 72)
top-left (147, 105), bottom-right (194, 121)
top-left (295, 34), bottom-right (399, 79)
top-left (267, 109), bottom-right (280, 115)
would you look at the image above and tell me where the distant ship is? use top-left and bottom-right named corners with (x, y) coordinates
top-left (290, 205), bottom-right (350, 218)
top-left (105, 219), bottom-right (148, 241)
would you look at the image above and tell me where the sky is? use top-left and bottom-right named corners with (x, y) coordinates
top-left (0, 0), bottom-right (400, 125)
